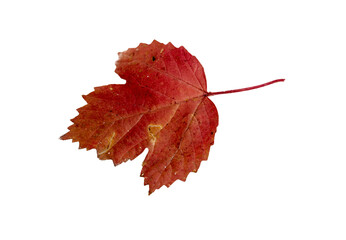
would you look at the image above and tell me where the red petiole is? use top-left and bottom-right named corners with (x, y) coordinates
top-left (207, 79), bottom-right (285, 96)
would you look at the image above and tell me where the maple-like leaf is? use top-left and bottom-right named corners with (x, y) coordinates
top-left (61, 40), bottom-right (284, 194)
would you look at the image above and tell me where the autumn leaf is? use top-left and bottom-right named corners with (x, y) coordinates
top-left (61, 40), bottom-right (284, 194)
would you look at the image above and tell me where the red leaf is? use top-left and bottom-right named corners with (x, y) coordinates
top-left (61, 40), bottom-right (284, 194)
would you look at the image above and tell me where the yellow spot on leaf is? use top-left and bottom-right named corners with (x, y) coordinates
top-left (98, 132), bottom-right (116, 156)
top-left (148, 124), bottom-right (162, 142)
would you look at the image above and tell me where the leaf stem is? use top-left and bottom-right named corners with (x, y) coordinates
top-left (206, 79), bottom-right (285, 96)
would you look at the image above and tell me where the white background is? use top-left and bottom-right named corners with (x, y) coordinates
top-left (1, 0), bottom-right (345, 239)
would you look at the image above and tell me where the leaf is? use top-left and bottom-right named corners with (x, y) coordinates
top-left (61, 40), bottom-right (284, 194)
